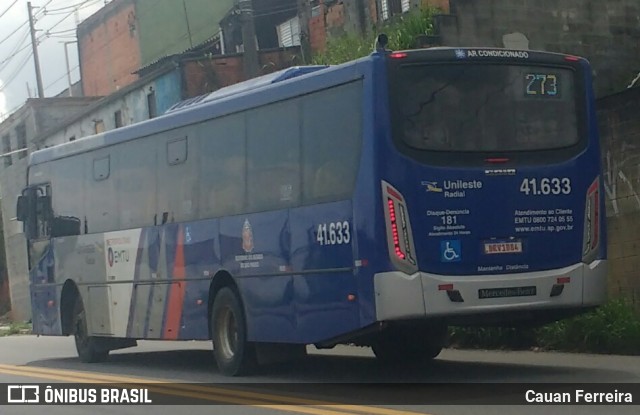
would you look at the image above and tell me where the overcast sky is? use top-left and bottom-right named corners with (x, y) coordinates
top-left (0, 0), bottom-right (106, 120)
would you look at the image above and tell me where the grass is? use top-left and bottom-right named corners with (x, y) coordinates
top-left (448, 298), bottom-right (640, 355)
top-left (312, 7), bottom-right (439, 65)
top-left (0, 321), bottom-right (32, 336)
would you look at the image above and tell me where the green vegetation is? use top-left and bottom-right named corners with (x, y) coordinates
top-left (312, 7), bottom-right (439, 65)
top-left (0, 321), bottom-right (32, 337)
top-left (449, 299), bottom-right (640, 355)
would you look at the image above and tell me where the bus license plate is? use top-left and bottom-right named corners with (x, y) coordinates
top-left (478, 286), bottom-right (537, 299)
top-left (484, 240), bottom-right (523, 254)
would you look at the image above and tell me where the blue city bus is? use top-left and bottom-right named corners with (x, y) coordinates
top-left (17, 43), bottom-right (606, 376)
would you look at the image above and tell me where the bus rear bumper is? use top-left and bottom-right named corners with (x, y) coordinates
top-left (373, 260), bottom-right (607, 323)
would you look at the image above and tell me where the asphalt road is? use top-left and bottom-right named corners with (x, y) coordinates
top-left (0, 335), bottom-right (639, 414)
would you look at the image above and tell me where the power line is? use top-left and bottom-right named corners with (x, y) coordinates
top-left (44, 0), bottom-right (101, 14)
top-left (44, 62), bottom-right (79, 93)
top-left (0, 0), bottom-right (55, 73)
top-left (0, 29), bottom-right (31, 71)
top-left (0, 20), bottom-right (29, 47)
top-left (43, 0), bottom-right (103, 16)
top-left (0, 0), bottom-right (20, 20)
top-left (0, 50), bottom-right (35, 94)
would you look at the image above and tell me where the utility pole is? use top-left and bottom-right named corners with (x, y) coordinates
top-left (27, 2), bottom-right (44, 98)
top-left (296, 0), bottom-right (312, 64)
top-left (61, 41), bottom-right (77, 97)
top-left (239, 0), bottom-right (259, 79)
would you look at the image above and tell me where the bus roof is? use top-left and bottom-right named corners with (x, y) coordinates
top-left (28, 60), bottom-right (364, 167)
top-left (29, 46), bottom-right (585, 167)
top-left (165, 66), bottom-right (328, 114)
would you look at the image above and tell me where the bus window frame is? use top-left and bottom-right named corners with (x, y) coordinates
top-left (387, 60), bottom-right (589, 167)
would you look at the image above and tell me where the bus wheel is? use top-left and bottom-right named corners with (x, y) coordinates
top-left (72, 297), bottom-right (109, 363)
top-left (372, 325), bottom-right (446, 364)
top-left (211, 287), bottom-right (256, 376)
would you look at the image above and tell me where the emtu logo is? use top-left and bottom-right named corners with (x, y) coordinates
top-left (107, 247), bottom-right (114, 267)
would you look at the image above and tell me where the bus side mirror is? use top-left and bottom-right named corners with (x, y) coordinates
top-left (16, 195), bottom-right (27, 222)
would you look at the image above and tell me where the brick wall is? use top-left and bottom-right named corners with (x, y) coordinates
top-left (310, 4), bottom-right (328, 52)
top-left (307, 1), bottom-right (348, 53)
top-left (598, 87), bottom-right (640, 304)
top-left (326, 2), bottom-right (347, 36)
top-left (422, 0), bottom-right (449, 12)
top-left (78, 2), bottom-right (141, 97)
top-left (437, 0), bottom-right (640, 97)
top-left (181, 48), bottom-right (303, 98)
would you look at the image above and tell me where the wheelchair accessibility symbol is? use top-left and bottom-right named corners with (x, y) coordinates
top-left (440, 240), bottom-right (462, 262)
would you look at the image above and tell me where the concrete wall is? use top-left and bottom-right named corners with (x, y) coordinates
top-left (78, 0), bottom-right (141, 97)
top-left (0, 98), bottom-right (98, 321)
top-left (436, 0), bottom-right (640, 97)
top-left (42, 68), bottom-right (183, 147)
top-left (598, 87), bottom-right (640, 304)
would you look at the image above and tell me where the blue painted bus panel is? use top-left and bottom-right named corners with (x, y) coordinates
top-left (373, 53), bottom-right (604, 277)
top-left (289, 201), bottom-right (360, 342)
top-left (293, 271), bottom-right (360, 343)
top-left (219, 211), bottom-right (290, 276)
top-left (239, 274), bottom-right (296, 342)
top-left (289, 201), bottom-right (354, 271)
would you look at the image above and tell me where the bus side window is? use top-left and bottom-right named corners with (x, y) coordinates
top-left (247, 100), bottom-right (301, 212)
top-left (302, 81), bottom-right (362, 203)
top-left (198, 114), bottom-right (246, 218)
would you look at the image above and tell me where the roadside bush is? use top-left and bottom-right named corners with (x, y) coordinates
top-left (448, 298), bottom-right (640, 355)
top-left (312, 7), bottom-right (439, 65)
top-left (537, 298), bottom-right (640, 354)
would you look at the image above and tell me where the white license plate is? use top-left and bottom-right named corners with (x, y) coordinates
top-left (484, 241), bottom-right (523, 254)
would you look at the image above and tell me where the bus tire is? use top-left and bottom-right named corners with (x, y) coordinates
top-left (372, 325), bottom-right (446, 364)
top-left (211, 287), bottom-right (256, 376)
top-left (72, 296), bottom-right (109, 363)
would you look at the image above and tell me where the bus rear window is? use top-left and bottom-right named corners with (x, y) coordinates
top-left (392, 64), bottom-right (579, 152)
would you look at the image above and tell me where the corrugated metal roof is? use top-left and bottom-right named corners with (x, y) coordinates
top-left (134, 34), bottom-right (221, 76)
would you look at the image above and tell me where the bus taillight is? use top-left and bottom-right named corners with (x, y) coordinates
top-left (389, 52), bottom-right (408, 59)
top-left (388, 199), bottom-right (405, 260)
top-left (382, 181), bottom-right (418, 274)
top-left (583, 177), bottom-right (600, 260)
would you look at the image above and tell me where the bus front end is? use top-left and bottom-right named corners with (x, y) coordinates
top-left (373, 48), bottom-right (607, 331)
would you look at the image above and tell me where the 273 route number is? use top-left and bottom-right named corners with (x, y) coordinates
top-left (317, 222), bottom-right (351, 246)
top-left (520, 178), bottom-right (571, 196)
